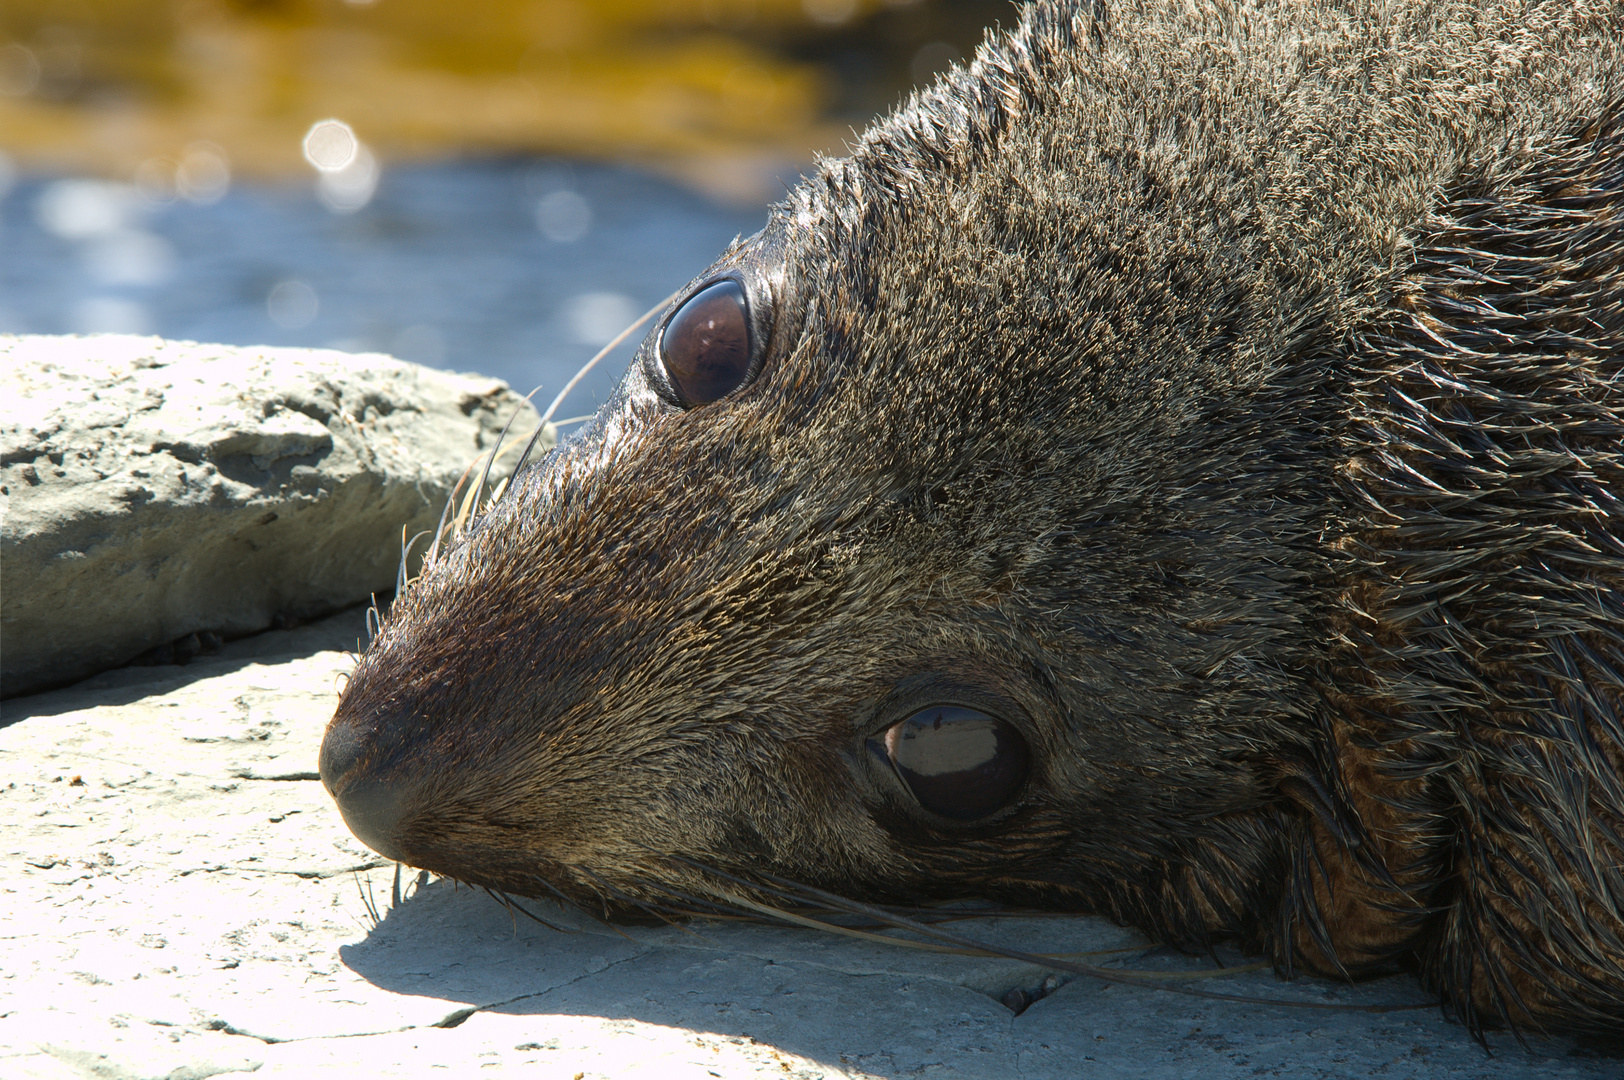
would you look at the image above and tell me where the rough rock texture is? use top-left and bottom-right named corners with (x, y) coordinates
top-left (0, 610), bottom-right (1612, 1078)
top-left (0, 335), bottom-right (547, 697)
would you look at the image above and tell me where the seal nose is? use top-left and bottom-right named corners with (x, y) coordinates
top-left (319, 713), bottom-right (409, 863)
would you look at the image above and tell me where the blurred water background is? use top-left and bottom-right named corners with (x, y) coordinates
top-left (1, 0), bottom-right (1014, 412)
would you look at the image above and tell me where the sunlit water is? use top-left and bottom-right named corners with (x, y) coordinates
top-left (0, 158), bottom-right (772, 416)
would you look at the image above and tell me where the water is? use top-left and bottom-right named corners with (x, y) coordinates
top-left (0, 158), bottom-right (773, 417)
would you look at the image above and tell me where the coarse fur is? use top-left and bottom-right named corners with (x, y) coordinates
top-left (321, 0), bottom-right (1624, 1042)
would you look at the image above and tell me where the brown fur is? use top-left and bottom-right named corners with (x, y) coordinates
top-left (321, 0), bottom-right (1624, 1041)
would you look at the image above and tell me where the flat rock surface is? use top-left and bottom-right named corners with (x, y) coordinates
top-left (1, 334), bottom-right (545, 697)
top-left (0, 611), bottom-right (1612, 1079)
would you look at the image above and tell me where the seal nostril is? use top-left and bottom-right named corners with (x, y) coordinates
top-left (320, 718), bottom-right (409, 863)
top-left (318, 716), bottom-right (366, 795)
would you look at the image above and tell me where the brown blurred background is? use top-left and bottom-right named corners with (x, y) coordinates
top-left (0, 0), bottom-right (1018, 203)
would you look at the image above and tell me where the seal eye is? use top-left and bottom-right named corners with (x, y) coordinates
top-left (876, 706), bottom-right (1030, 821)
top-left (658, 278), bottom-right (752, 406)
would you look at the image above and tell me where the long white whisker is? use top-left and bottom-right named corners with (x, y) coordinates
top-left (538, 289), bottom-right (681, 426)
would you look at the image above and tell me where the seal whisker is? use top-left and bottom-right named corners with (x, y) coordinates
top-left (481, 886), bottom-right (575, 934)
top-left (421, 454), bottom-right (477, 570)
top-left (353, 869), bottom-right (383, 931)
top-left (698, 884), bottom-right (1044, 956)
top-left (517, 871), bottom-right (597, 920)
top-left (571, 866), bottom-right (720, 942)
top-left (482, 885), bottom-right (525, 935)
top-left (523, 868), bottom-right (650, 944)
top-left (471, 384), bottom-right (546, 524)
top-left (503, 291), bottom-right (684, 490)
top-left (681, 859), bottom-right (1428, 1010)
top-left (537, 292), bottom-right (679, 430)
top-left (396, 529), bottom-right (431, 599)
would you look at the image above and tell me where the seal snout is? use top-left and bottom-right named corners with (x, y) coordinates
top-left (320, 709), bottom-right (411, 863)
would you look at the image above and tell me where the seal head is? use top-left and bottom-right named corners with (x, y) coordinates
top-left (324, 0), bottom-right (1624, 1039)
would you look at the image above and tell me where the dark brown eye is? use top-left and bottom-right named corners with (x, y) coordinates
top-left (877, 706), bottom-right (1030, 821)
top-left (658, 279), bottom-right (752, 406)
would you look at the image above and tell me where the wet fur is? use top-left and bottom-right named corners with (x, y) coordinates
top-left (325, 0), bottom-right (1624, 1040)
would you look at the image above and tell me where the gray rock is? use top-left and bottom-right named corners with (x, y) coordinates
top-left (0, 610), bottom-right (1605, 1078)
top-left (0, 334), bottom-right (549, 697)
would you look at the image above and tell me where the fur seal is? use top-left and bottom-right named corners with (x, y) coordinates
top-left (320, 0), bottom-right (1624, 1040)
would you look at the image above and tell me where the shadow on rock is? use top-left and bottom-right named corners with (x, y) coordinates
top-left (332, 875), bottom-right (1592, 1078)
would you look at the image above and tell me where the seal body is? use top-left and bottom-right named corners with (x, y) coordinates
top-left (321, 0), bottom-right (1624, 1039)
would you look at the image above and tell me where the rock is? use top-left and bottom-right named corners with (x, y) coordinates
top-left (0, 608), bottom-right (1611, 1078)
top-left (0, 334), bottom-right (549, 698)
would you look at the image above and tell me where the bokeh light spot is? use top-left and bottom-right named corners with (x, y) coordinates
top-left (564, 291), bottom-right (636, 347)
top-left (0, 151), bottom-right (17, 203)
top-left (802, 0), bottom-right (859, 27)
top-left (35, 181), bottom-right (142, 240)
top-left (133, 159), bottom-right (179, 205)
top-left (0, 43), bottom-right (42, 97)
top-left (303, 120), bottom-right (359, 173)
top-left (178, 143), bottom-right (232, 205)
top-left (73, 297), bottom-right (151, 335)
top-left (392, 324), bottom-right (447, 365)
top-left (536, 189), bottom-right (592, 243)
top-left (85, 231), bottom-right (177, 287)
top-left (268, 280), bottom-right (320, 329)
top-left (316, 143), bottom-right (380, 214)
